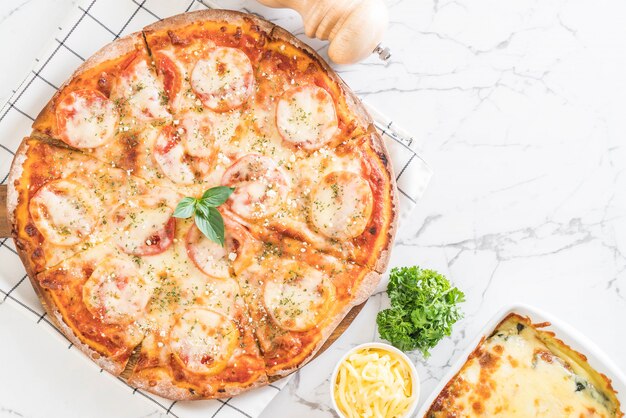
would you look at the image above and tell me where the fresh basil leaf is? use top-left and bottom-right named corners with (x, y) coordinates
top-left (194, 212), bottom-right (221, 246)
top-left (205, 207), bottom-right (226, 246)
top-left (201, 186), bottom-right (235, 207)
top-left (195, 199), bottom-right (211, 218)
top-left (173, 197), bottom-right (197, 218)
top-left (194, 208), bottom-right (226, 246)
top-left (177, 186), bottom-right (234, 247)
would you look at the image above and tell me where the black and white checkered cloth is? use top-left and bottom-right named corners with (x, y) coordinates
top-left (0, 1), bottom-right (431, 416)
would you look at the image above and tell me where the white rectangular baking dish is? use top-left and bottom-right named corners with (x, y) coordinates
top-left (415, 303), bottom-right (626, 417)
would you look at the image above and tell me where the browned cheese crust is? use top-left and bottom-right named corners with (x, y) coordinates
top-left (425, 313), bottom-right (623, 417)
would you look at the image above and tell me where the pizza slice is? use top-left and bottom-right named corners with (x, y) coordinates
top-left (246, 23), bottom-right (371, 152)
top-left (8, 137), bottom-right (180, 275)
top-left (225, 222), bottom-right (379, 376)
top-left (29, 33), bottom-right (210, 194)
top-left (34, 241), bottom-right (149, 374)
top-left (143, 10), bottom-right (271, 114)
top-left (33, 212), bottom-right (268, 396)
top-left (121, 214), bottom-right (267, 398)
top-left (33, 32), bottom-right (170, 144)
top-left (220, 131), bottom-right (397, 272)
top-left (142, 9), bottom-right (370, 139)
top-left (120, 11), bottom-right (270, 197)
top-left (140, 10), bottom-right (374, 192)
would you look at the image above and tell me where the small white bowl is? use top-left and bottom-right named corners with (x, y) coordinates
top-left (330, 342), bottom-right (420, 418)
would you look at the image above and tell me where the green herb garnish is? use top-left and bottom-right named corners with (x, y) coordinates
top-left (173, 186), bottom-right (234, 246)
top-left (376, 266), bottom-right (465, 357)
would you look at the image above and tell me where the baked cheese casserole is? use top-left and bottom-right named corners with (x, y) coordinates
top-left (426, 313), bottom-right (623, 417)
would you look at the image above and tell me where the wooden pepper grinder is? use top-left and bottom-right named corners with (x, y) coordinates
top-left (256, 0), bottom-right (391, 64)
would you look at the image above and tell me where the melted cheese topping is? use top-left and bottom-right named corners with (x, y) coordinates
top-left (427, 315), bottom-right (622, 417)
top-left (21, 141), bottom-right (189, 271)
top-left (263, 260), bottom-right (333, 332)
top-left (191, 47), bottom-right (254, 112)
top-left (140, 219), bottom-right (244, 319)
top-left (40, 214), bottom-right (251, 372)
top-left (29, 179), bottom-right (100, 246)
top-left (310, 171), bottom-right (373, 240)
top-left (113, 59), bottom-right (169, 122)
top-left (169, 308), bottom-right (239, 375)
top-left (222, 154), bottom-right (289, 219)
top-left (334, 347), bottom-right (415, 418)
top-left (206, 109), bottom-right (241, 147)
top-left (179, 112), bottom-right (214, 158)
top-left (82, 257), bottom-right (152, 324)
top-left (110, 194), bottom-right (176, 256)
top-left (177, 110), bottom-right (241, 158)
top-left (56, 89), bottom-right (118, 148)
top-left (276, 85), bottom-right (338, 150)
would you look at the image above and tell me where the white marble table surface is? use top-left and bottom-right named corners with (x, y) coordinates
top-left (1, 0), bottom-right (626, 417)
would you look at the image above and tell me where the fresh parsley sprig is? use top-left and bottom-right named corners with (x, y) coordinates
top-left (376, 266), bottom-right (465, 357)
top-left (173, 186), bottom-right (235, 247)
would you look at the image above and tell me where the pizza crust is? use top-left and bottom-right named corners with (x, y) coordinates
top-left (8, 139), bottom-right (38, 279)
top-left (128, 367), bottom-right (269, 400)
top-left (6, 139), bottom-right (28, 233)
top-left (29, 274), bottom-right (127, 375)
top-left (143, 8), bottom-right (276, 36)
top-left (366, 130), bottom-right (399, 274)
top-left (64, 33), bottom-right (139, 75)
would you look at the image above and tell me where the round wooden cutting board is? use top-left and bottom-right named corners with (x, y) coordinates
top-left (0, 183), bottom-right (366, 380)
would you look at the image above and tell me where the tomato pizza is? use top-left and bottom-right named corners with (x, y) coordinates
top-left (7, 10), bottom-right (397, 400)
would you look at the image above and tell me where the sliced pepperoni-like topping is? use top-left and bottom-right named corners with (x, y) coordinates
top-left (263, 260), bottom-right (334, 332)
top-left (191, 47), bottom-right (254, 112)
top-left (276, 85), bottom-right (338, 150)
top-left (186, 213), bottom-right (247, 279)
top-left (82, 257), bottom-right (151, 324)
top-left (179, 111), bottom-right (241, 159)
top-left (153, 50), bottom-right (182, 106)
top-left (110, 196), bottom-right (175, 256)
top-left (185, 223), bottom-right (229, 279)
top-left (153, 125), bottom-right (198, 184)
top-left (170, 308), bottom-right (239, 375)
top-left (56, 89), bottom-right (118, 148)
top-left (310, 171), bottom-right (373, 239)
top-left (29, 179), bottom-right (100, 246)
top-left (114, 58), bottom-right (169, 121)
top-left (221, 154), bottom-right (289, 219)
